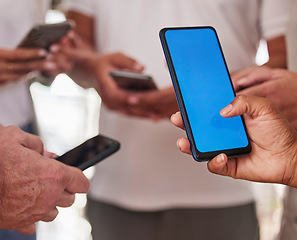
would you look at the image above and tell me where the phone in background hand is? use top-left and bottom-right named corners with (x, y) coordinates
top-left (56, 134), bottom-right (120, 170)
top-left (110, 70), bottom-right (157, 91)
top-left (18, 21), bottom-right (74, 50)
top-left (160, 26), bottom-right (251, 161)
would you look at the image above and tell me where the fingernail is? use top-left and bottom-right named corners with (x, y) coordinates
top-left (128, 96), bottom-right (139, 105)
top-left (133, 63), bottom-right (144, 71)
top-left (45, 62), bottom-right (56, 70)
top-left (237, 77), bottom-right (247, 86)
top-left (217, 154), bottom-right (225, 164)
top-left (176, 139), bottom-right (181, 147)
top-left (39, 49), bottom-right (48, 57)
top-left (50, 45), bottom-right (59, 53)
top-left (220, 104), bottom-right (233, 116)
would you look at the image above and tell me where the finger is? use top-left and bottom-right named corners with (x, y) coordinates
top-left (22, 132), bottom-right (44, 155)
top-left (0, 59), bottom-right (57, 74)
top-left (220, 95), bottom-right (277, 119)
top-left (1, 48), bottom-right (47, 61)
top-left (16, 224), bottom-right (36, 235)
top-left (56, 192), bottom-right (75, 207)
top-left (111, 53), bottom-right (144, 72)
top-left (0, 73), bottom-right (27, 83)
top-left (43, 151), bottom-right (59, 159)
top-left (170, 112), bottom-right (185, 130)
top-left (40, 208), bottom-right (59, 222)
top-left (177, 138), bottom-right (192, 155)
top-left (236, 67), bottom-right (274, 89)
top-left (237, 84), bottom-right (267, 97)
top-left (63, 166), bottom-right (90, 194)
top-left (207, 154), bottom-right (229, 176)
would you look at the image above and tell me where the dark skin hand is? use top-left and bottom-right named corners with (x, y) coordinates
top-left (171, 95), bottom-right (297, 187)
top-left (235, 68), bottom-right (297, 129)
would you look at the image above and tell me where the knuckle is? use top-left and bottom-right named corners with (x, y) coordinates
top-left (51, 164), bottom-right (68, 185)
top-left (235, 94), bottom-right (247, 103)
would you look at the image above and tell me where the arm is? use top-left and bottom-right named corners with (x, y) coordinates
top-left (171, 95), bottom-right (297, 187)
top-left (0, 125), bottom-right (89, 235)
top-left (265, 35), bottom-right (287, 69)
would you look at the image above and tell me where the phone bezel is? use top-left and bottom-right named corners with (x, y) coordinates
top-left (159, 26), bottom-right (251, 161)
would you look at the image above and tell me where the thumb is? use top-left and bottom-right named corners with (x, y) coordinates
top-left (111, 53), bottom-right (144, 72)
top-left (220, 95), bottom-right (278, 120)
top-left (63, 166), bottom-right (90, 194)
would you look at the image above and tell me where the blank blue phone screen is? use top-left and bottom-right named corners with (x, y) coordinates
top-left (165, 28), bottom-right (249, 153)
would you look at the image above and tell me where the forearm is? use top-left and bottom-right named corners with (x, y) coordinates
top-left (264, 35), bottom-right (287, 69)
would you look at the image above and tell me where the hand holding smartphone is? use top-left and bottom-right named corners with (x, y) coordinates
top-left (56, 134), bottom-right (120, 170)
top-left (110, 70), bottom-right (157, 91)
top-left (18, 21), bottom-right (74, 49)
top-left (160, 26), bottom-right (251, 161)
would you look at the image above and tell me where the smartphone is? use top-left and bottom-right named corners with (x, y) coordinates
top-left (18, 21), bottom-right (74, 49)
top-left (110, 70), bottom-right (157, 91)
top-left (159, 26), bottom-right (251, 161)
top-left (56, 134), bottom-right (120, 170)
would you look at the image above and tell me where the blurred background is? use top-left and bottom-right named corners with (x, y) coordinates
top-left (32, 1), bottom-right (286, 240)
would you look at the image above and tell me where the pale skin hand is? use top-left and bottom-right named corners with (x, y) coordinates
top-left (171, 95), bottom-right (297, 187)
top-left (0, 125), bottom-right (90, 235)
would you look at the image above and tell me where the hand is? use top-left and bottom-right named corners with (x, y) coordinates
top-left (237, 68), bottom-right (297, 129)
top-left (127, 86), bottom-right (179, 121)
top-left (0, 125), bottom-right (90, 235)
top-left (0, 47), bottom-right (52, 84)
top-left (231, 66), bottom-right (272, 91)
top-left (45, 31), bottom-right (84, 76)
top-left (171, 95), bottom-right (297, 187)
top-left (85, 52), bottom-right (152, 115)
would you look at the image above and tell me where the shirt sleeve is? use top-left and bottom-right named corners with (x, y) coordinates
top-left (260, 0), bottom-right (293, 39)
top-left (66, 0), bottom-right (95, 17)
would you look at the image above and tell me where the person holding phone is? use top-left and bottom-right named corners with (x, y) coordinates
top-left (0, 124), bottom-right (90, 235)
top-left (171, 94), bottom-right (297, 187)
top-left (0, 1), bottom-right (75, 239)
top-left (66, 0), bottom-right (291, 239)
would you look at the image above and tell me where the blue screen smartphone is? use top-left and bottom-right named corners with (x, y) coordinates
top-left (159, 26), bottom-right (251, 161)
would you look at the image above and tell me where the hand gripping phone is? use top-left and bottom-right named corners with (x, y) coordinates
top-left (160, 26), bottom-right (251, 161)
top-left (56, 134), bottom-right (120, 170)
top-left (18, 21), bottom-right (74, 49)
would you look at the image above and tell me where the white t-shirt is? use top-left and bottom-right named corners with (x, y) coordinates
top-left (69, 0), bottom-right (291, 210)
top-left (0, 0), bottom-right (49, 127)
